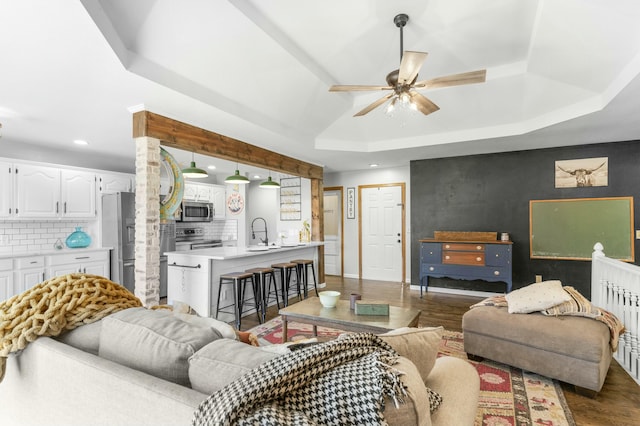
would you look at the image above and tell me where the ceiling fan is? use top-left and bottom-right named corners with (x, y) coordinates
top-left (329, 13), bottom-right (487, 117)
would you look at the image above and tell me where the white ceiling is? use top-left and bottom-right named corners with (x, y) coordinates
top-left (1, 0), bottom-right (640, 177)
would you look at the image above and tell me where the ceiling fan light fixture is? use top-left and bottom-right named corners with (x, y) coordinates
top-left (182, 153), bottom-right (208, 179)
top-left (224, 163), bottom-right (250, 184)
top-left (260, 175), bottom-right (280, 189)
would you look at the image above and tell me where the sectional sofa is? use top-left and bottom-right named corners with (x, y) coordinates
top-left (0, 307), bottom-right (480, 425)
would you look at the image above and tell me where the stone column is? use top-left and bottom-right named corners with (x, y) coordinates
top-left (134, 136), bottom-right (161, 307)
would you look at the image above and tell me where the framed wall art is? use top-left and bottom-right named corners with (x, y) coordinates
top-left (555, 157), bottom-right (608, 188)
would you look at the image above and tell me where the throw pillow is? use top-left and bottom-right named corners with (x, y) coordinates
top-left (54, 320), bottom-right (102, 355)
top-left (189, 339), bottom-right (280, 394)
top-left (99, 307), bottom-right (222, 387)
top-left (385, 355), bottom-right (437, 426)
top-left (379, 326), bottom-right (443, 383)
top-left (505, 280), bottom-right (571, 314)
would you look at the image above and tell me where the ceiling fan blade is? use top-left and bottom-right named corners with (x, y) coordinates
top-left (329, 85), bottom-right (393, 92)
top-left (414, 69), bottom-right (486, 89)
top-left (354, 93), bottom-right (395, 117)
top-left (409, 91), bottom-right (440, 116)
top-left (398, 51), bottom-right (428, 85)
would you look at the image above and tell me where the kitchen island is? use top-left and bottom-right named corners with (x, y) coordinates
top-left (165, 242), bottom-right (323, 323)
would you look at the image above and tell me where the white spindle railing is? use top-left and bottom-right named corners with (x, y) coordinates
top-left (592, 243), bottom-right (640, 385)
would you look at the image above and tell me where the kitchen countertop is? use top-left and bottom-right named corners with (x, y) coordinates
top-left (165, 242), bottom-right (323, 261)
top-left (0, 247), bottom-right (113, 260)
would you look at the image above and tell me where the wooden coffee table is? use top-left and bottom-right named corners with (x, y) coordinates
top-left (278, 297), bottom-right (421, 343)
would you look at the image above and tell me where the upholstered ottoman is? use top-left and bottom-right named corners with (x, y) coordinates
top-left (462, 306), bottom-right (612, 392)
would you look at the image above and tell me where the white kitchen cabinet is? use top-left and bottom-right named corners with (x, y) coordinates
top-left (15, 256), bottom-right (46, 294)
top-left (61, 170), bottom-right (96, 217)
top-left (0, 258), bottom-right (14, 302)
top-left (0, 161), bottom-right (13, 219)
top-left (14, 164), bottom-right (96, 219)
top-left (183, 182), bottom-right (213, 202)
top-left (211, 185), bottom-right (226, 218)
top-left (14, 164), bottom-right (60, 218)
top-left (97, 172), bottom-right (133, 193)
top-left (47, 250), bottom-right (110, 278)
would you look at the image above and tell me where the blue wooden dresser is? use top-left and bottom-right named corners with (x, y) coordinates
top-left (419, 239), bottom-right (513, 295)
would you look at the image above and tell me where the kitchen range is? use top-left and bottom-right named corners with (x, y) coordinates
top-left (175, 227), bottom-right (222, 251)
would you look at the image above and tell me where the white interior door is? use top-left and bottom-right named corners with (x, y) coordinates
top-left (361, 185), bottom-right (403, 282)
top-left (323, 190), bottom-right (342, 276)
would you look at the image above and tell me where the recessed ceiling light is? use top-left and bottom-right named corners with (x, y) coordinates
top-left (253, 174), bottom-right (261, 179)
top-left (207, 165), bottom-right (216, 170)
top-left (74, 140), bottom-right (88, 146)
top-left (369, 163), bottom-right (379, 167)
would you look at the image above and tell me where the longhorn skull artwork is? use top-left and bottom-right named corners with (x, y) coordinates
top-left (555, 158), bottom-right (608, 188)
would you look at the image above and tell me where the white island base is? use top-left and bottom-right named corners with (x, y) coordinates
top-left (166, 243), bottom-right (323, 325)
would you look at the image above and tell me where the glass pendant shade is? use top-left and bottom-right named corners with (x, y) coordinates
top-left (182, 153), bottom-right (208, 178)
top-left (260, 175), bottom-right (280, 189)
top-left (225, 168), bottom-right (250, 184)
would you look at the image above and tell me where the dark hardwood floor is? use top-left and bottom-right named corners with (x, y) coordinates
top-left (241, 275), bottom-right (640, 426)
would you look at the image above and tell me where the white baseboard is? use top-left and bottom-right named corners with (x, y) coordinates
top-left (343, 273), bottom-right (359, 279)
top-left (408, 284), bottom-right (503, 298)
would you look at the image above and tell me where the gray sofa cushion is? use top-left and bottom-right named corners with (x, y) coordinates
top-left (99, 307), bottom-right (222, 386)
top-left (189, 339), bottom-right (280, 394)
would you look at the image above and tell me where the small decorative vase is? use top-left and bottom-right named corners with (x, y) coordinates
top-left (53, 238), bottom-right (64, 250)
top-left (66, 227), bottom-right (91, 248)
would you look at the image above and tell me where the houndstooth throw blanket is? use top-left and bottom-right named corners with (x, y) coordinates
top-left (192, 333), bottom-right (406, 426)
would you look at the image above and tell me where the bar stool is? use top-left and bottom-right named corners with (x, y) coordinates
top-left (216, 271), bottom-right (260, 330)
top-left (271, 262), bottom-right (300, 307)
top-left (291, 259), bottom-right (318, 298)
top-left (245, 267), bottom-right (279, 323)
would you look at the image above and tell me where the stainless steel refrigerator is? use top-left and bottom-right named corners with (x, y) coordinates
top-left (102, 192), bottom-right (175, 296)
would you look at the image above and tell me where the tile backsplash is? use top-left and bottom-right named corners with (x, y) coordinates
top-left (0, 220), bottom-right (98, 255)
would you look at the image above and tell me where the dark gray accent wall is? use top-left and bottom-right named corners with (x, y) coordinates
top-left (410, 140), bottom-right (640, 298)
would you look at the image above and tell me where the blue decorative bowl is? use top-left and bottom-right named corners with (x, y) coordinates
top-left (66, 227), bottom-right (91, 248)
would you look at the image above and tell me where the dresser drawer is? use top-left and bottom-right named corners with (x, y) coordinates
top-left (443, 251), bottom-right (485, 266)
top-left (442, 243), bottom-right (484, 251)
top-left (0, 258), bottom-right (12, 271)
top-left (15, 256), bottom-right (45, 269)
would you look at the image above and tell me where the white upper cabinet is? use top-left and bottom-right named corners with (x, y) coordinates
top-left (61, 170), bottom-right (96, 217)
top-left (14, 164), bottom-right (96, 219)
top-left (211, 185), bottom-right (225, 219)
top-left (98, 172), bottom-right (133, 193)
top-left (15, 164), bottom-right (61, 218)
top-left (183, 182), bottom-right (213, 202)
top-left (0, 161), bottom-right (13, 219)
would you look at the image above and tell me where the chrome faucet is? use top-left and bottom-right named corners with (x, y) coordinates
top-left (251, 217), bottom-right (268, 245)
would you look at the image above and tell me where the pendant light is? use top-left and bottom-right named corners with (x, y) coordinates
top-left (260, 171), bottom-right (280, 189)
top-left (224, 162), bottom-right (250, 184)
top-left (182, 152), bottom-right (208, 179)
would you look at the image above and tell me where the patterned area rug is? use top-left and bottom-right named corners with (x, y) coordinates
top-left (248, 317), bottom-right (576, 426)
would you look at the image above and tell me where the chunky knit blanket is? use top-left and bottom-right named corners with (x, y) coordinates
top-left (0, 273), bottom-right (142, 382)
top-left (192, 333), bottom-right (406, 426)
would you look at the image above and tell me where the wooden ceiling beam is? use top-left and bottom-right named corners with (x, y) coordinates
top-left (133, 110), bottom-right (323, 180)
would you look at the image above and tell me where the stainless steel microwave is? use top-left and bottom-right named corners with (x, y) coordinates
top-left (179, 201), bottom-right (213, 222)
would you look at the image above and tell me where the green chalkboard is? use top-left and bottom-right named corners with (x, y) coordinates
top-left (529, 197), bottom-right (634, 261)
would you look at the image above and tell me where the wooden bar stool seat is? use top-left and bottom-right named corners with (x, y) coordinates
top-left (245, 267), bottom-right (278, 323)
top-left (291, 259), bottom-right (318, 298)
top-left (271, 262), bottom-right (300, 307)
top-left (216, 271), bottom-right (260, 330)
